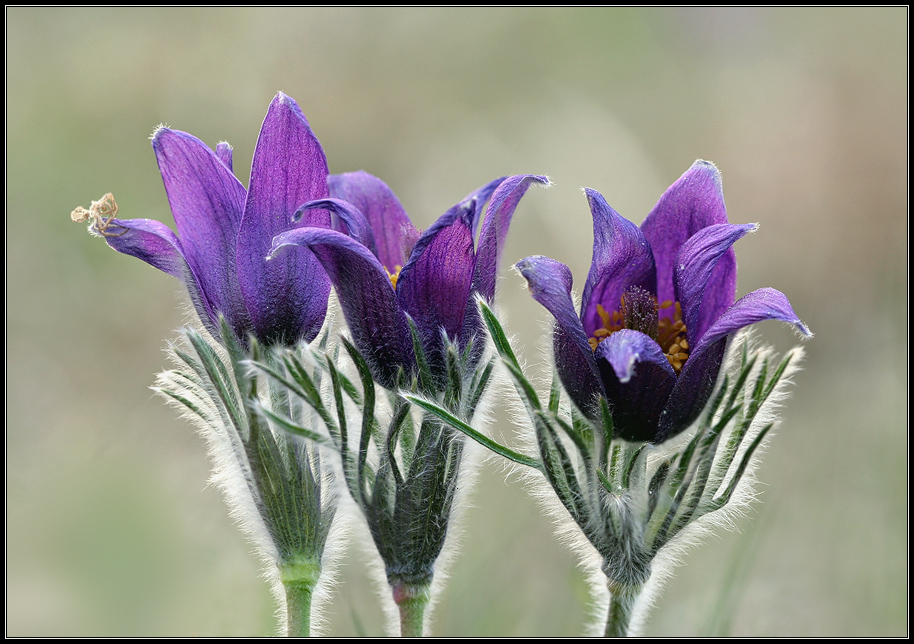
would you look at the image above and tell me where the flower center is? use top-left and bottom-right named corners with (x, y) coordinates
top-left (588, 285), bottom-right (690, 373)
top-left (388, 265), bottom-right (403, 289)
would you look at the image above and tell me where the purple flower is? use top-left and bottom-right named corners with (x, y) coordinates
top-left (517, 161), bottom-right (810, 443)
top-left (270, 171), bottom-right (548, 388)
top-left (98, 93), bottom-right (332, 345)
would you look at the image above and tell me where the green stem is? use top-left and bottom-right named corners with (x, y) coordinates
top-left (391, 580), bottom-right (432, 637)
top-left (604, 579), bottom-right (642, 637)
top-left (279, 557), bottom-right (322, 637)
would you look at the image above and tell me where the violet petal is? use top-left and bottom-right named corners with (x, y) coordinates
top-left (396, 199), bottom-right (475, 361)
top-left (658, 286), bottom-right (810, 441)
top-left (472, 175), bottom-right (548, 304)
top-left (215, 142), bottom-right (233, 172)
top-left (328, 171), bottom-right (418, 272)
top-left (464, 176), bottom-right (508, 244)
top-left (460, 175), bottom-right (547, 350)
top-left (675, 222), bottom-right (756, 345)
top-left (691, 286), bottom-right (811, 359)
top-left (594, 329), bottom-right (677, 443)
top-left (270, 227), bottom-right (414, 387)
top-left (641, 160), bottom-right (731, 308)
top-left (151, 127), bottom-right (249, 333)
top-left (515, 255), bottom-right (603, 418)
top-left (579, 188), bottom-right (656, 338)
top-left (102, 217), bottom-right (218, 334)
top-left (656, 335), bottom-right (728, 443)
top-left (237, 92), bottom-right (331, 345)
top-left (295, 198), bottom-right (375, 250)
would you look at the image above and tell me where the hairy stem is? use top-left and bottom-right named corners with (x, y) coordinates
top-left (604, 579), bottom-right (643, 637)
top-left (392, 580), bottom-right (432, 637)
top-left (279, 557), bottom-right (322, 637)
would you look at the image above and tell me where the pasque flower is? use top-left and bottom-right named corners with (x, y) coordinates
top-left (93, 92), bottom-right (332, 345)
top-left (517, 160), bottom-right (810, 443)
top-left (270, 170), bottom-right (548, 388)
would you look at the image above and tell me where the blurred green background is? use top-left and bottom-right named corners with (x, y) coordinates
top-left (6, 7), bottom-right (906, 637)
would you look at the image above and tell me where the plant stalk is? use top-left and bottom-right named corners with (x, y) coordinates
top-left (392, 580), bottom-right (432, 637)
top-left (280, 557), bottom-right (322, 637)
top-left (605, 579), bottom-right (643, 637)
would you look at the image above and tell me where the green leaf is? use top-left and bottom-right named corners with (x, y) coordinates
top-left (467, 358), bottom-right (495, 414)
top-left (255, 404), bottom-right (335, 447)
top-left (404, 394), bottom-right (543, 472)
top-left (406, 314), bottom-right (435, 395)
top-left (548, 371), bottom-right (562, 415)
top-left (341, 337), bottom-right (378, 501)
top-left (712, 423), bottom-right (774, 510)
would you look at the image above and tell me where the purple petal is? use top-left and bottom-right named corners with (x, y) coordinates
top-left (579, 188), bottom-right (656, 338)
top-left (462, 175), bottom-right (548, 350)
top-left (151, 127), bottom-right (249, 334)
top-left (295, 198), bottom-right (375, 249)
top-left (675, 223), bottom-right (756, 345)
top-left (657, 286), bottom-right (809, 441)
top-left (215, 142), bottom-right (233, 172)
top-left (656, 335), bottom-right (728, 443)
top-left (237, 93), bottom-right (332, 344)
top-left (270, 227), bottom-right (414, 387)
top-left (472, 175), bottom-right (548, 304)
top-left (691, 287), bottom-right (811, 359)
top-left (515, 255), bottom-right (603, 418)
top-left (327, 171), bottom-right (418, 272)
top-left (641, 160), bottom-right (731, 308)
top-left (594, 330), bottom-right (677, 443)
top-left (102, 217), bottom-right (220, 335)
top-left (463, 176), bottom-right (508, 242)
top-left (397, 199), bottom-right (475, 360)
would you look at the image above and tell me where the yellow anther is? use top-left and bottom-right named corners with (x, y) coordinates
top-left (388, 265), bottom-right (403, 289)
top-left (589, 289), bottom-right (690, 375)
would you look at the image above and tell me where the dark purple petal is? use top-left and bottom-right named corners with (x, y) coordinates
top-left (328, 171), bottom-right (418, 272)
top-left (515, 255), bottom-right (603, 419)
top-left (463, 176), bottom-right (508, 242)
top-left (641, 160), bottom-right (730, 308)
top-left (151, 127), bottom-right (250, 334)
top-left (471, 175), bottom-right (548, 304)
top-left (657, 286), bottom-right (811, 441)
top-left (675, 223), bottom-right (756, 345)
top-left (461, 175), bottom-right (548, 351)
top-left (656, 336), bottom-right (727, 443)
top-left (295, 198), bottom-right (375, 249)
top-left (269, 227), bottom-right (414, 387)
top-left (397, 199), bottom-right (475, 360)
top-left (237, 93), bottom-right (332, 344)
top-left (579, 188), bottom-right (656, 338)
top-left (102, 217), bottom-right (220, 335)
top-left (594, 330), bottom-right (677, 443)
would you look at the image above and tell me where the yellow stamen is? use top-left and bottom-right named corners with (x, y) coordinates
top-left (388, 265), bottom-right (403, 289)
top-left (589, 290), bottom-right (690, 374)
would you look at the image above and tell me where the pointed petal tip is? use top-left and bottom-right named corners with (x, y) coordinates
top-left (150, 123), bottom-right (167, 135)
top-left (687, 158), bottom-right (724, 189)
top-left (150, 124), bottom-right (171, 144)
top-left (267, 92), bottom-right (311, 130)
top-left (794, 318), bottom-right (813, 339)
top-left (582, 187), bottom-right (616, 215)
